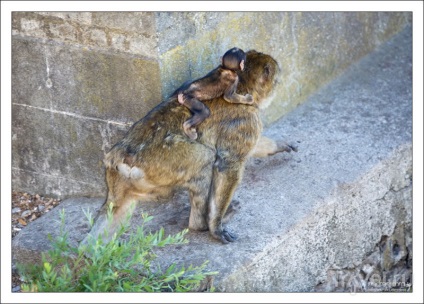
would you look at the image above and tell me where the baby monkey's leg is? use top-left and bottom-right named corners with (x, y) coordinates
top-left (178, 93), bottom-right (211, 140)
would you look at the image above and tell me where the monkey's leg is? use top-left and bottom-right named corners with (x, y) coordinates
top-left (252, 136), bottom-right (298, 158)
top-left (223, 91), bottom-right (254, 105)
top-left (182, 96), bottom-right (211, 140)
top-left (188, 188), bottom-right (209, 231)
top-left (80, 169), bottom-right (137, 246)
top-left (187, 162), bottom-right (214, 231)
top-left (208, 160), bottom-right (244, 244)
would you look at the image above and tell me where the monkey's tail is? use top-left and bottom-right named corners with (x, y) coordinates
top-left (104, 148), bottom-right (144, 180)
top-left (103, 147), bottom-right (124, 169)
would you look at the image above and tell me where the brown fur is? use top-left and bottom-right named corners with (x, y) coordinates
top-left (177, 49), bottom-right (253, 140)
top-left (84, 50), bottom-right (295, 245)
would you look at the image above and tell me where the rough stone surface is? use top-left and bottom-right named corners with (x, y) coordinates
top-left (12, 103), bottom-right (128, 197)
top-left (11, 12), bottom-right (162, 198)
top-left (315, 223), bottom-right (412, 292)
top-left (12, 26), bottom-right (412, 292)
top-left (12, 12), bottom-right (158, 58)
top-left (11, 38), bottom-right (161, 123)
top-left (12, 198), bottom-right (104, 266)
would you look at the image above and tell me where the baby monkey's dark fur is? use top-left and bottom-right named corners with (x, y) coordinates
top-left (176, 47), bottom-right (254, 140)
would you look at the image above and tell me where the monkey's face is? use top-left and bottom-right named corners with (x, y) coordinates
top-left (238, 50), bottom-right (280, 106)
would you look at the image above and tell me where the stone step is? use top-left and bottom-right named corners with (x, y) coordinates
top-left (12, 25), bottom-right (412, 292)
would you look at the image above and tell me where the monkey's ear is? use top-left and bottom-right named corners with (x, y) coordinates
top-left (240, 59), bottom-right (245, 71)
top-left (263, 63), bottom-right (272, 78)
top-left (260, 63), bottom-right (273, 83)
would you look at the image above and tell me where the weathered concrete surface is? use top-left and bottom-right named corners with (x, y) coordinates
top-left (12, 12), bottom-right (161, 197)
top-left (12, 12), bottom-right (158, 59)
top-left (12, 198), bottom-right (104, 266)
top-left (11, 12), bottom-right (411, 198)
top-left (12, 26), bottom-right (412, 292)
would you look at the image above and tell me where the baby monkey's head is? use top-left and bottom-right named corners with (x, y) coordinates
top-left (222, 47), bottom-right (246, 71)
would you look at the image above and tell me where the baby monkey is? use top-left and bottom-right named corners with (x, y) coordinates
top-left (177, 47), bottom-right (254, 140)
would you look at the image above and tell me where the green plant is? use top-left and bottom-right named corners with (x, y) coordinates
top-left (18, 203), bottom-right (217, 292)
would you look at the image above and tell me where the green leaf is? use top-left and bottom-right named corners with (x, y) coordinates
top-left (17, 211), bottom-right (217, 292)
top-left (43, 262), bottom-right (52, 274)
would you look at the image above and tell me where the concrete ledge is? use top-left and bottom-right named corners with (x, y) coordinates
top-left (12, 26), bottom-right (412, 292)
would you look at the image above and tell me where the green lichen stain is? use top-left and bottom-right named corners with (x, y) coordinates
top-left (160, 45), bottom-right (189, 98)
top-left (75, 52), bottom-right (114, 116)
top-left (75, 49), bottom-right (162, 120)
top-left (133, 58), bottom-right (162, 100)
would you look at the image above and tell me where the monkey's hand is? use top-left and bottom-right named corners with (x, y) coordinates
top-left (177, 93), bottom-right (185, 105)
top-left (245, 93), bottom-right (254, 104)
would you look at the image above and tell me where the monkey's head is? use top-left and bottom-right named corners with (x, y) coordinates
top-left (237, 50), bottom-right (280, 109)
top-left (221, 47), bottom-right (247, 71)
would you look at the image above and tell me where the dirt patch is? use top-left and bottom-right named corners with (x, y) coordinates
top-left (11, 191), bottom-right (62, 292)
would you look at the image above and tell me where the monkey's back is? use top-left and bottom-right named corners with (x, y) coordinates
top-left (105, 49), bottom-right (278, 193)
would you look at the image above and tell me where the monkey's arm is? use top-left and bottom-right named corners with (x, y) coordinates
top-left (223, 77), bottom-right (254, 105)
top-left (252, 136), bottom-right (298, 158)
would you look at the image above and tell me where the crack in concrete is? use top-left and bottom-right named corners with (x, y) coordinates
top-left (12, 103), bottom-right (133, 127)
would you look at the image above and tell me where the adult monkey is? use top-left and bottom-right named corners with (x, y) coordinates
top-left (85, 50), bottom-right (296, 245)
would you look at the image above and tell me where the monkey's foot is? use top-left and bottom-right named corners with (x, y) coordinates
top-left (220, 229), bottom-right (238, 244)
top-left (211, 228), bottom-right (238, 244)
top-left (177, 93), bottom-right (185, 104)
top-left (183, 122), bottom-right (198, 140)
top-left (276, 140), bottom-right (299, 153)
top-left (245, 93), bottom-right (254, 104)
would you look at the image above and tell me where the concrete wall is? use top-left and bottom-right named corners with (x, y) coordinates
top-left (11, 12), bottom-right (411, 198)
top-left (12, 12), bottom-right (161, 197)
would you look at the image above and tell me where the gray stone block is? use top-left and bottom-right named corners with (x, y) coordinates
top-left (12, 38), bottom-right (161, 123)
top-left (12, 103), bottom-right (129, 197)
top-left (12, 12), bottom-right (158, 58)
top-left (92, 12), bottom-right (156, 36)
top-left (11, 35), bottom-right (162, 197)
top-left (12, 198), bottom-right (104, 266)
